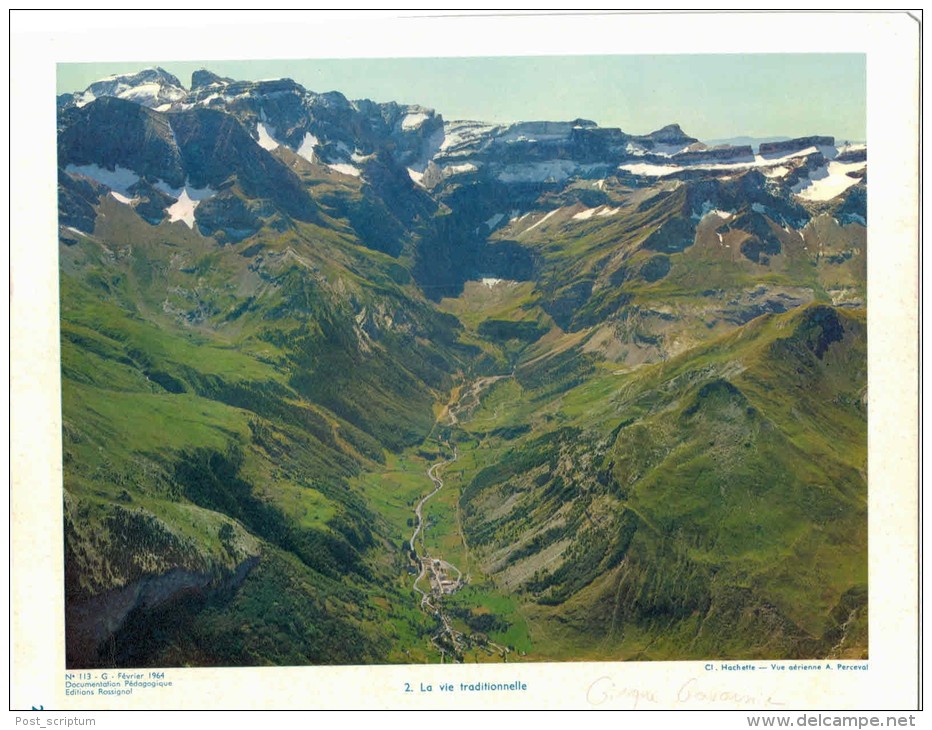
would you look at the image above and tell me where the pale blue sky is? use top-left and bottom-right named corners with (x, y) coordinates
top-left (57, 54), bottom-right (865, 142)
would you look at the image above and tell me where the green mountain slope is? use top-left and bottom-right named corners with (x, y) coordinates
top-left (60, 187), bottom-right (466, 666)
top-left (57, 71), bottom-right (868, 665)
top-left (452, 305), bottom-right (866, 660)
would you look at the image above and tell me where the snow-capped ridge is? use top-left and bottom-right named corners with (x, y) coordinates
top-left (63, 161), bottom-right (215, 229)
top-left (69, 67), bottom-right (187, 110)
top-left (791, 160), bottom-right (866, 201)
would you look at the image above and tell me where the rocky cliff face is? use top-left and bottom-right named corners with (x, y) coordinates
top-left (759, 135), bottom-right (835, 155)
top-left (66, 558), bottom-right (258, 667)
top-left (59, 97), bottom-right (186, 186)
top-left (57, 69), bottom-right (867, 304)
top-left (57, 67), bottom-right (868, 666)
top-left (59, 69), bottom-right (863, 240)
top-left (673, 144), bottom-right (754, 163)
top-left (58, 66), bottom-right (187, 111)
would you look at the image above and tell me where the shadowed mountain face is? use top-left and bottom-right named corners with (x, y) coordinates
top-left (57, 68), bottom-right (867, 667)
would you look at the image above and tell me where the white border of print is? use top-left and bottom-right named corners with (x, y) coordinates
top-left (8, 9), bottom-right (921, 714)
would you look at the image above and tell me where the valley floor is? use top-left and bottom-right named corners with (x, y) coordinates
top-left (357, 304), bottom-right (868, 664)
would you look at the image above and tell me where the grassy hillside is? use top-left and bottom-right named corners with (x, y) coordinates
top-left (450, 304), bottom-right (866, 660)
top-left (59, 186), bottom-right (467, 666)
top-left (59, 132), bottom-right (868, 665)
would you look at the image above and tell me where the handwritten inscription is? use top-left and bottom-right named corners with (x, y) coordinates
top-left (587, 676), bottom-right (660, 709)
top-left (587, 675), bottom-right (784, 709)
top-left (676, 677), bottom-right (784, 708)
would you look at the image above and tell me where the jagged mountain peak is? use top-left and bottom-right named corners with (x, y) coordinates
top-left (64, 66), bottom-right (187, 111)
top-left (58, 67), bottom-right (866, 229)
top-left (644, 123), bottom-right (695, 144)
top-left (107, 66), bottom-right (184, 88)
top-left (309, 89), bottom-right (349, 106)
top-left (191, 68), bottom-right (234, 90)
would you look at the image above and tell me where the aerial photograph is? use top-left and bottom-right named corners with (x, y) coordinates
top-left (56, 54), bottom-right (868, 668)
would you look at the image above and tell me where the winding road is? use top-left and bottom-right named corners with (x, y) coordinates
top-left (410, 447), bottom-right (459, 611)
top-left (409, 448), bottom-right (458, 554)
top-left (407, 374), bottom-right (515, 662)
top-left (408, 444), bottom-right (470, 656)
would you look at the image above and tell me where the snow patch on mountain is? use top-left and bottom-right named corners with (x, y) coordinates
top-left (166, 189), bottom-right (200, 228)
top-left (297, 132), bottom-right (319, 162)
top-left (619, 162), bottom-right (682, 177)
top-left (401, 112), bottom-right (430, 131)
top-left (573, 205), bottom-right (621, 220)
top-left (75, 90), bottom-right (97, 108)
top-left (758, 145), bottom-right (820, 161)
top-left (440, 121), bottom-right (497, 154)
top-left (442, 162), bottom-right (479, 177)
top-left (71, 69), bottom-right (188, 110)
top-left (256, 122), bottom-right (280, 151)
top-left (65, 164), bottom-right (140, 196)
top-left (110, 191), bottom-right (135, 205)
top-left (64, 164), bottom-right (220, 227)
top-left (650, 142), bottom-right (694, 157)
top-left (523, 209), bottom-right (560, 233)
top-left (152, 181), bottom-right (215, 202)
top-left (620, 145), bottom-right (825, 178)
top-left (692, 200), bottom-right (730, 220)
top-left (121, 83), bottom-right (168, 104)
top-left (159, 184), bottom-right (215, 228)
top-left (328, 163), bottom-right (361, 177)
top-left (762, 166), bottom-right (790, 179)
top-left (792, 161), bottom-right (866, 201)
top-left (838, 143), bottom-right (867, 155)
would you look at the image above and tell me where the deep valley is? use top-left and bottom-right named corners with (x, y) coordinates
top-left (57, 66), bottom-right (868, 667)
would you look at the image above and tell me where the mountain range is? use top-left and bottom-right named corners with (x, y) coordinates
top-left (57, 67), bottom-right (867, 666)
